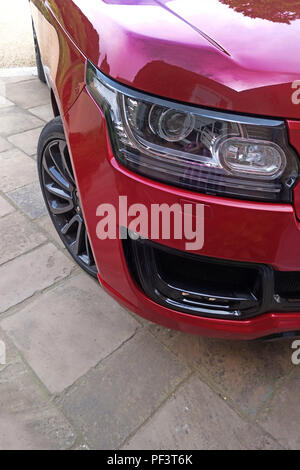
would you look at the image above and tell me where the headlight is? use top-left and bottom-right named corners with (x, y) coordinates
top-left (86, 61), bottom-right (299, 202)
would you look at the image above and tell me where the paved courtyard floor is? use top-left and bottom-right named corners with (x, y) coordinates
top-left (0, 74), bottom-right (299, 450)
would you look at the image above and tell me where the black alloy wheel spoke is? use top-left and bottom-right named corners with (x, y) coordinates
top-left (48, 142), bottom-right (73, 186)
top-left (59, 141), bottom-right (76, 185)
top-left (61, 214), bottom-right (81, 236)
top-left (85, 229), bottom-right (94, 266)
top-left (42, 138), bottom-right (97, 274)
top-left (43, 156), bottom-right (72, 193)
top-left (49, 198), bottom-right (75, 215)
top-left (74, 219), bottom-right (85, 257)
top-left (45, 182), bottom-right (74, 203)
top-left (67, 216), bottom-right (85, 256)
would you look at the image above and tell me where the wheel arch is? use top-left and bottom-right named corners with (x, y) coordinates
top-left (51, 89), bottom-right (60, 117)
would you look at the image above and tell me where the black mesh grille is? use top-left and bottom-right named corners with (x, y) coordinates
top-left (156, 248), bottom-right (261, 300)
top-left (275, 272), bottom-right (300, 299)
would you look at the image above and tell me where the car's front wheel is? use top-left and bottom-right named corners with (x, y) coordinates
top-left (37, 117), bottom-right (98, 278)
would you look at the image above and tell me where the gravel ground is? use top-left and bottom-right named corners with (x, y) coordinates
top-left (0, 1), bottom-right (35, 68)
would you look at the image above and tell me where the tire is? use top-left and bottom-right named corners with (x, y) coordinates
top-left (32, 21), bottom-right (46, 83)
top-left (37, 117), bottom-right (98, 278)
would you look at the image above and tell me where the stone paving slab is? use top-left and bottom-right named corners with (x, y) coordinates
top-left (0, 136), bottom-right (12, 152)
top-left (7, 181), bottom-right (47, 219)
top-left (0, 212), bottom-right (46, 266)
top-left (258, 368), bottom-right (300, 449)
top-left (123, 374), bottom-right (281, 450)
top-left (0, 329), bottom-right (75, 450)
top-left (29, 104), bottom-right (53, 123)
top-left (36, 214), bottom-right (62, 245)
top-left (4, 80), bottom-right (50, 109)
top-left (8, 126), bottom-right (44, 156)
top-left (0, 107), bottom-right (43, 137)
top-left (0, 148), bottom-right (37, 192)
top-left (0, 243), bottom-right (74, 313)
top-left (149, 325), bottom-right (294, 419)
top-left (60, 331), bottom-right (190, 449)
top-left (0, 75), bottom-right (37, 85)
top-left (1, 274), bottom-right (140, 394)
top-left (0, 195), bottom-right (14, 217)
top-left (0, 95), bottom-right (14, 109)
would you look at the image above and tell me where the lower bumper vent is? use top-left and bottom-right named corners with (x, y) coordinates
top-left (123, 231), bottom-right (300, 320)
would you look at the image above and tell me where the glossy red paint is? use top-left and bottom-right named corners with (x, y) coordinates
top-left (61, 87), bottom-right (300, 339)
top-left (100, 276), bottom-right (300, 341)
top-left (40, 0), bottom-right (300, 118)
top-left (30, 0), bottom-right (300, 339)
top-left (30, 0), bottom-right (87, 116)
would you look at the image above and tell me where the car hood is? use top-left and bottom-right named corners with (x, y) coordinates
top-left (154, 0), bottom-right (300, 77)
top-left (50, 0), bottom-right (300, 118)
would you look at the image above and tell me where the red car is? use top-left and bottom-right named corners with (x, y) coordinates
top-left (30, 0), bottom-right (300, 340)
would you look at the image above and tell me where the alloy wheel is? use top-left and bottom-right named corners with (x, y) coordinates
top-left (41, 138), bottom-right (97, 277)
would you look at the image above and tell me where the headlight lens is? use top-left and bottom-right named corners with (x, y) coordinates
top-left (219, 138), bottom-right (286, 177)
top-left (148, 106), bottom-right (195, 142)
top-left (86, 61), bottom-right (299, 202)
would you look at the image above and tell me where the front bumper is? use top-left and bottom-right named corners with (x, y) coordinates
top-left (63, 86), bottom-right (300, 340)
